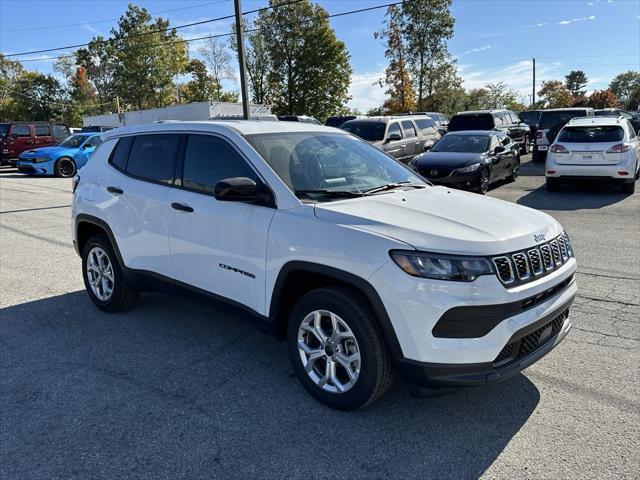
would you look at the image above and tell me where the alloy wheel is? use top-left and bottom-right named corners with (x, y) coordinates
top-left (297, 310), bottom-right (361, 394)
top-left (86, 246), bottom-right (115, 301)
top-left (57, 158), bottom-right (76, 177)
top-left (479, 169), bottom-right (490, 194)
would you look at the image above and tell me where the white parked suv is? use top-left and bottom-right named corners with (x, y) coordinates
top-left (71, 121), bottom-right (577, 410)
top-left (546, 116), bottom-right (640, 193)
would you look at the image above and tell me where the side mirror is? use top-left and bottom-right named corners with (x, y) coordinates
top-left (424, 144), bottom-right (432, 151)
top-left (214, 177), bottom-right (274, 207)
top-left (387, 132), bottom-right (402, 142)
top-left (494, 145), bottom-right (505, 154)
top-left (82, 143), bottom-right (93, 149)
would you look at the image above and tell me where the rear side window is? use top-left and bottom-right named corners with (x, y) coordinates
top-left (182, 135), bottom-right (258, 194)
top-left (557, 126), bottom-right (624, 143)
top-left (35, 125), bottom-right (51, 136)
top-left (109, 137), bottom-right (133, 171)
top-left (415, 118), bottom-right (435, 134)
top-left (449, 114), bottom-right (494, 131)
top-left (341, 120), bottom-right (386, 141)
top-left (53, 125), bottom-right (68, 138)
top-left (401, 120), bottom-right (417, 138)
top-left (126, 134), bottom-right (181, 184)
top-left (11, 125), bottom-right (31, 137)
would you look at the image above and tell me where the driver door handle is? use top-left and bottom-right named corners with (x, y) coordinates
top-left (171, 202), bottom-right (194, 213)
top-left (106, 186), bottom-right (123, 195)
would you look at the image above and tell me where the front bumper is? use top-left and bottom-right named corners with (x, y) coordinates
top-left (16, 160), bottom-right (54, 175)
top-left (421, 170), bottom-right (482, 190)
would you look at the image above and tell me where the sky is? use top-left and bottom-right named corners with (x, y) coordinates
top-left (1, 0), bottom-right (639, 112)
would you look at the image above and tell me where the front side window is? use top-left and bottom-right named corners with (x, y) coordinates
top-left (401, 120), bottom-right (417, 138)
top-left (59, 135), bottom-right (90, 148)
top-left (126, 134), bottom-right (181, 184)
top-left (11, 125), bottom-right (31, 137)
top-left (35, 125), bottom-right (51, 136)
top-left (341, 120), bottom-right (387, 142)
top-left (82, 135), bottom-right (102, 148)
top-left (501, 136), bottom-right (511, 146)
top-left (431, 135), bottom-right (490, 154)
top-left (246, 132), bottom-right (423, 200)
top-left (387, 122), bottom-right (402, 138)
top-left (557, 126), bottom-right (624, 143)
top-left (182, 135), bottom-right (258, 194)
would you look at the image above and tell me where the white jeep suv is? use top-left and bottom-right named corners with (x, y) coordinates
top-left (546, 116), bottom-right (640, 193)
top-left (72, 121), bottom-right (577, 410)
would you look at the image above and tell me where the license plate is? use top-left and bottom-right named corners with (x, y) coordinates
top-left (538, 145), bottom-right (548, 151)
top-left (582, 155), bottom-right (593, 160)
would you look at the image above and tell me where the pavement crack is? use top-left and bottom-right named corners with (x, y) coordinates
top-left (576, 294), bottom-right (640, 307)
top-left (576, 271), bottom-right (640, 281)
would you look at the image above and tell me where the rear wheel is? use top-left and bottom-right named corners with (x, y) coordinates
top-left (82, 234), bottom-right (140, 312)
top-left (546, 177), bottom-right (560, 192)
top-left (54, 157), bottom-right (76, 178)
top-left (532, 150), bottom-right (546, 163)
top-left (621, 180), bottom-right (636, 194)
top-left (287, 287), bottom-right (394, 410)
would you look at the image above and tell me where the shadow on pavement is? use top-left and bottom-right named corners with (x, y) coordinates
top-left (1, 291), bottom-right (541, 479)
top-left (518, 182), bottom-right (632, 211)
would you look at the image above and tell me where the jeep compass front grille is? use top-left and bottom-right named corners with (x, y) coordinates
top-left (492, 232), bottom-right (574, 287)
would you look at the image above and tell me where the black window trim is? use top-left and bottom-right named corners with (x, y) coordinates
top-left (107, 131), bottom-right (277, 209)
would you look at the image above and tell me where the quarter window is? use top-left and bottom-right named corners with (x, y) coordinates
top-left (109, 137), bottom-right (133, 171)
top-left (34, 125), bottom-right (51, 136)
top-left (11, 125), bottom-right (31, 137)
top-left (126, 134), bottom-right (180, 184)
top-left (401, 120), bottom-right (417, 138)
top-left (182, 135), bottom-right (258, 194)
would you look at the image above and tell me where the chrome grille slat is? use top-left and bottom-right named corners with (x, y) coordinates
top-left (492, 233), bottom-right (574, 287)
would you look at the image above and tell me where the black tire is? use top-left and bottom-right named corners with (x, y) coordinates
top-left (621, 180), bottom-right (636, 194)
top-left (546, 178), bottom-right (560, 192)
top-left (532, 150), bottom-right (546, 163)
top-left (81, 234), bottom-right (140, 312)
top-left (520, 136), bottom-right (530, 155)
top-left (506, 156), bottom-right (520, 183)
top-left (475, 168), bottom-right (490, 194)
top-left (286, 286), bottom-right (394, 410)
top-left (54, 157), bottom-right (76, 178)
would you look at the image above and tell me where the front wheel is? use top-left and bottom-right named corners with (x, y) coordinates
top-left (54, 157), bottom-right (76, 177)
top-left (507, 157), bottom-right (520, 183)
top-left (520, 136), bottom-right (530, 154)
top-left (475, 168), bottom-right (490, 194)
top-left (287, 287), bottom-right (394, 410)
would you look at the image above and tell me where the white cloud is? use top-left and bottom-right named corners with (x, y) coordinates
top-left (455, 45), bottom-right (496, 57)
top-left (346, 70), bottom-right (386, 112)
top-left (557, 15), bottom-right (596, 25)
top-left (526, 22), bottom-right (548, 28)
top-left (82, 23), bottom-right (105, 36)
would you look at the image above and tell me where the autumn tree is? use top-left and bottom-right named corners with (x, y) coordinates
top-left (375, 5), bottom-right (415, 114)
top-left (256, 0), bottom-right (352, 119)
top-left (565, 70), bottom-right (589, 97)
top-left (76, 37), bottom-right (118, 112)
top-left (538, 80), bottom-right (573, 108)
top-left (401, 0), bottom-right (461, 112)
top-left (588, 89), bottom-right (619, 109)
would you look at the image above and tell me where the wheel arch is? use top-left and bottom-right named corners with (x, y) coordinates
top-left (75, 214), bottom-right (125, 268)
top-left (269, 261), bottom-right (404, 360)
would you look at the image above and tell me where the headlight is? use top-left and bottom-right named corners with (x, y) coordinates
top-left (456, 163), bottom-right (481, 173)
top-left (389, 250), bottom-right (494, 281)
top-left (32, 157), bottom-right (51, 163)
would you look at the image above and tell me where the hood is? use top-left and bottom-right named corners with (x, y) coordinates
top-left (313, 187), bottom-right (561, 255)
top-left (19, 145), bottom-right (77, 159)
top-left (413, 151), bottom-right (485, 168)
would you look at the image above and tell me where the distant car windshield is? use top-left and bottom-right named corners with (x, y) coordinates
top-left (340, 120), bottom-right (386, 141)
top-left (0, 124), bottom-right (9, 138)
top-left (245, 132), bottom-right (423, 200)
top-left (540, 111), bottom-right (585, 129)
top-left (448, 113), bottom-right (494, 131)
top-left (431, 134), bottom-right (490, 153)
top-left (519, 111), bottom-right (540, 125)
top-left (557, 126), bottom-right (624, 143)
top-left (58, 135), bottom-right (88, 148)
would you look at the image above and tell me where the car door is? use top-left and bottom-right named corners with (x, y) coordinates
top-left (8, 124), bottom-right (34, 157)
top-left (382, 122), bottom-right (406, 161)
top-left (167, 133), bottom-right (275, 313)
top-left (401, 120), bottom-right (420, 159)
top-left (499, 134), bottom-right (516, 176)
top-left (489, 135), bottom-right (505, 180)
top-left (104, 133), bottom-right (180, 278)
top-left (33, 124), bottom-right (52, 148)
top-left (75, 135), bottom-right (101, 169)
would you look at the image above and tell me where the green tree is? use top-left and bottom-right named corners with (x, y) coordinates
top-left (485, 82), bottom-right (520, 109)
top-left (198, 37), bottom-right (236, 102)
top-left (256, 0), bottom-right (352, 119)
top-left (401, 0), bottom-right (460, 111)
top-left (229, 18), bottom-right (271, 105)
top-left (109, 4), bottom-right (189, 110)
top-left (183, 59), bottom-right (216, 102)
top-left (0, 54), bottom-right (25, 120)
top-left (375, 5), bottom-right (415, 114)
top-left (609, 71), bottom-right (640, 109)
top-left (538, 80), bottom-right (573, 108)
top-left (6, 71), bottom-right (64, 121)
top-left (564, 70), bottom-right (589, 97)
top-left (76, 37), bottom-right (117, 112)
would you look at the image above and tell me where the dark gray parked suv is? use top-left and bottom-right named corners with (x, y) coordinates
top-left (449, 110), bottom-right (531, 154)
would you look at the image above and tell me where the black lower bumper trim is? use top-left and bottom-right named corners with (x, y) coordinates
top-left (395, 295), bottom-right (574, 388)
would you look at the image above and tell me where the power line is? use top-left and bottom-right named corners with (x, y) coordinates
top-left (3, 0), bottom-right (306, 58)
top-left (0, 0), bottom-right (231, 34)
top-left (10, 0), bottom-right (410, 64)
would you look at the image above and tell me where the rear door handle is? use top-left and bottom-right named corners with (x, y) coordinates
top-left (106, 186), bottom-right (123, 195)
top-left (171, 202), bottom-right (194, 213)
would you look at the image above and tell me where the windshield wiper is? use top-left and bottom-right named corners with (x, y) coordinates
top-left (294, 189), bottom-right (365, 198)
top-left (363, 182), bottom-right (427, 195)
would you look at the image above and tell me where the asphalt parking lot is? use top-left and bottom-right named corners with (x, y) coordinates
top-left (1, 156), bottom-right (639, 480)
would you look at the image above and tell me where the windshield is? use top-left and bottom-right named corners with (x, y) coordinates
top-left (0, 124), bottom-right (9, 138)
top-left (540, 111), bottom-right (586, 129)
top-left (431, 135), bottom-right (490, 153)
top-left (340, 120), bottom-right (386, 141)
top-left (557, 126), bottom-right (624, 143)
top-left (518, 111), bottom-right (539, 125)
top-left (245, 132), bottom-right (424, 201)
top-left (448, 113), bottom-right (494, 131)
top-left (58, 134), bottom-right (88, 148)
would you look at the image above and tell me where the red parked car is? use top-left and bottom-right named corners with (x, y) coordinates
top-left (0, 122), bottom-right (70, 166)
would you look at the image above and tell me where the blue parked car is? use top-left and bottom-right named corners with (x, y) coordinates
top-left (17, 132), bottom-right (102, 177)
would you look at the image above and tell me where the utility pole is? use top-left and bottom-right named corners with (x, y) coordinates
top-left (234, 0), bottom-right (250, 120)
top-left (532, 58), bottom-right (536, 107)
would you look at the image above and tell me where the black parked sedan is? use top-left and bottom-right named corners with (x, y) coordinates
top-left (409, 131), bottom-right (520, 194)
